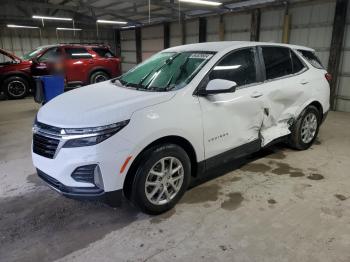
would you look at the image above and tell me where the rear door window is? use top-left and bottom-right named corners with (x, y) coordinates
top-left (65, 47), bottom-right (92, 59)
top-left (298, 50), bottom-right (324, 69)
top-left (92, 48), bottom-right (115, 58)
top-left (261, 46), bottom-right (293, 80)
top-left (209, 48), bottom-right (257, 87)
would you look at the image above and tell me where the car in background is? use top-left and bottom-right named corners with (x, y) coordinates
top-left (0, 48), bottom-right (33, 99)
top-left (0, 44), bottom-right (121, 99)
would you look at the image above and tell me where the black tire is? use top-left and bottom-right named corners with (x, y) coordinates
top-left (3, 76), bottom-right (29, 99)
top-left (288, 105), bottom-right (320, 150)
top-left (90, 71), bottom-right (110, 84)
top-left (131, 144), bottom-right (191, 215)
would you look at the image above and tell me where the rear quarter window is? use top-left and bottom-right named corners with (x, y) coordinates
top-left (298, 50), bottom-right (324, 69)
top-left (92, 48), bottom-right (115, 58)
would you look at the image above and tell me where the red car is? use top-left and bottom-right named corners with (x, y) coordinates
top-left (0, 44), bottom-right (121, 99)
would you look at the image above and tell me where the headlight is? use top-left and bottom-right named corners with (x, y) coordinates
top-left (62, 120), bottom-right (129, 148)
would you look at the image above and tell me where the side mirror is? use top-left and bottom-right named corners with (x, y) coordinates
top-left (200, 79), bottom-right (237, 95)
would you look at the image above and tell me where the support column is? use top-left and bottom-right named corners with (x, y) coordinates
top-left (199, 17), bottom-right (207, 43)
top-left (135, 27), bottom-right (142, 64)
top-left (114, 29), bottom-right (121, 57)
top-left (250, 9), bottom-right (260, 42)
top-left (327, 0), bottom-right (349, 110)
top-left (181, 20), bottom-right (186, 45)
top-left (219, 15), bottom-right (225, 41)
top-left (164, 22), bottom-right (170, 49)
top-left (282, 4), bottom-right (291, 44)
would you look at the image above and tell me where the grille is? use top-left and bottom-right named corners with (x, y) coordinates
top-left (33, 133), bottom-right (60, 159)
top-left (71, 165), bottom-right (97, 183)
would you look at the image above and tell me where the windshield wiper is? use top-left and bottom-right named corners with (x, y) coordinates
top-left (166, 56), bottom-right (190, 91)
top-left (138, 53), bottom-right (180, 90)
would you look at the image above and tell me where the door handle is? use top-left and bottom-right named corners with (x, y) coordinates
top-left (250, 91), bottom-right (263, 98)
top-left (300, 79), bottom-right (309, 85)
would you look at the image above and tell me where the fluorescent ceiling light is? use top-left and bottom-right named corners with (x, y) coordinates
top-left (121, 25), bottom-right (136, 29)
top-left (7, 24), bottom-right (40, 29)
top-left (96, 19), bottom-right (127, 25)
top-left (179, 0), bottom-right (222, 6)
top-left (33, 15), bottom-right (72, 21)
top-left (56, 27), bottom-right (82, 31)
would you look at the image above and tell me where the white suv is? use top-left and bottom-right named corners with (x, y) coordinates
top-left (32, 41), bottom-right (330, 214)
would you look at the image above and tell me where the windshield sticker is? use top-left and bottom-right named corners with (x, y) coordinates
top-left (189, 53), bottom-right (213, 59)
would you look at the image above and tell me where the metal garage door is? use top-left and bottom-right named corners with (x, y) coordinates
top-left (120, 30), bottom-right (137, 73)
top-left (207, 16), bottom-right (220, 41)
top-left (185, 19), bottom-right (199, 44)
top-left (142, 25), bottom-right (164, 61)
top-left (170, 22), bottom-right (182, 47)
top-left (335, 2), bottom-right (350, 112)
top-left (224, 12), bottom-right (250, 41)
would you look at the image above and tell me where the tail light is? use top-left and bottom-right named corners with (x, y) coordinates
top-left (325, 73), bottom-right (332, 83)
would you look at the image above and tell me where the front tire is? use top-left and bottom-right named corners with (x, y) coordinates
top-left (3, 76), bottom-right (29, 99)
top-left (289, 105), bottom-right (320, 150)
top-left (132, 144), bottom-right (191, 215)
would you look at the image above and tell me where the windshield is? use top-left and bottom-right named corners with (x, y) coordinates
top-left (117, 51), bottom-right (214, 91)
top-left (21, 47), bottom-right (46, 60)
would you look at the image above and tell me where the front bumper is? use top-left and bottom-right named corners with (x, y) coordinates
top-left (37, 169), bottom-right (123, 205)
top-left (37, 169), bottom-right (104, 198)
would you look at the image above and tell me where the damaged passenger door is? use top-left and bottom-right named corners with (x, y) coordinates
top-left (257, 46), bottom-right (308, 146)
top-left (198, 47), bottom-right (265, 165)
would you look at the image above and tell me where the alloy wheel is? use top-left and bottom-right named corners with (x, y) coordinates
top-left (301, 112), bottom-right (318, 144)
top-left (145, 157), bottom-right (184, 205)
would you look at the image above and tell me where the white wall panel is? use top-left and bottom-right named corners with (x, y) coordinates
top-left (186, 20), bottom-right (199, 44)
top-left (260, 9), bottom-right (284, 42)
top-left (142, 25), bottom-right (164, 60)
top-left (121, 29), bottom-right (136, 73)
top-left (224, 13), bottom-right (250, 41)
top-left (170, 22), bottom-right (182, 47)
top-left (207, 16), bottom-right (220, 41)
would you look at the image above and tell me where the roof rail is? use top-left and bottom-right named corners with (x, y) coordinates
top-left (58, 42), bottom-right (108, 46)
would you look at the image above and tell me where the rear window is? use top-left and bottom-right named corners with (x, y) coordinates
top-left (298, 50), bottom-right (324, 69)
top-left (92, 48), bottom-right (115, 58)
top-left (65, 47), bottom-right (92, 59)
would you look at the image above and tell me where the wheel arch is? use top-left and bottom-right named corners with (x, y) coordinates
top-left (122, 135), bottom-right (198, 200)
top-left (1, 71), bottom-right (33, 87)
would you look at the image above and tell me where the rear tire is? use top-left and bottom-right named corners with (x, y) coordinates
top-left (288, 105), bottom-right (320, 150)
top-left (90, 71), bottom-right (110, 84)
top-left (3, 76), bottom-right (29, 99)
top-left (131, 144), bottom-right (191, 215)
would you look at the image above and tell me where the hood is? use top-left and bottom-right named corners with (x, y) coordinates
top-left (0, 48), bottom-right (22, 62)
top-left (37, 81), bottom-right (176, 127)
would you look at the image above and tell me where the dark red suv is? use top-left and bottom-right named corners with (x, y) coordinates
top-left (0, 44), bottom-right (121, 99)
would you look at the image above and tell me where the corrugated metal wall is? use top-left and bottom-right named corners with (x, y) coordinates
top-left (120, 30), bottom-right (137, 73)
top-left (185, 19), bottom-right (199, 44)
top-left (206, 16), bottom-right (220, 41)
top-left (0, 27), bottom-right (114, 58)
top-left (170, 22), bottom-right (182, 47)
top-left (260, 9), bottom-right (284, 42)
top-left (289, 1), bottom-right (335, 68)
top-left (336, 2), bottom-right (350, 112)
top-left (141, 25), bottom-right (164, 61)
top-left (224, 12), bottom-right (251, 41)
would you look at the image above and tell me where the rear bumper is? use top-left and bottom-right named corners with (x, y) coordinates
top-left (37, 169), bottom-right (122, 204)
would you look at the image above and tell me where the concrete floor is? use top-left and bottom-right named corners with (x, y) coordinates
top-left (1, 98), bottom-right (350, 262)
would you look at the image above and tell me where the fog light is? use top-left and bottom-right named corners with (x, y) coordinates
top-left (94, 165), bottom-right (104, 189)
